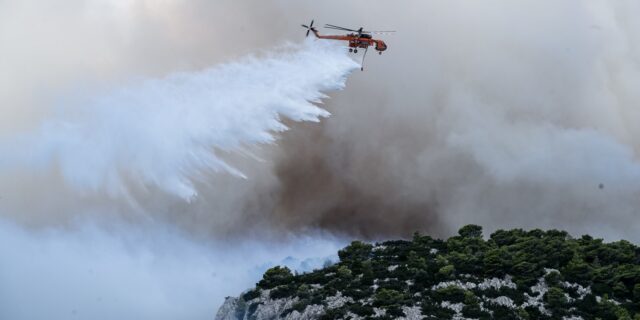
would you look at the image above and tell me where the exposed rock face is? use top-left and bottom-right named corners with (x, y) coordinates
top-left (216, 297), bottom-right (241, 320)
top-left (215, 226), bottom-right (640, 319)
top-left (283, 305), bottom-right (326, 320)
top-left (216, 290), bottom-right (302, 320)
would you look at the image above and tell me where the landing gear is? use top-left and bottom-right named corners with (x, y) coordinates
top-left (354, 49), bottom-right (358, 53)
top-left (349, 48), bottom-right (353, 53)
top-left (379, 51), bottom-right (382, 55)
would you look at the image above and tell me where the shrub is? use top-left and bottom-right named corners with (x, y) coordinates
top-left (270, 284), bottom-right (296, 299)
top-left (545, 287), bottom-right (567, 314)
top-left (374, 289), bottom-right (404, 307)
top-left (386, 305), bottom-right (405, 318)
top-left (433, 286), bottom-right (467, 303)
top-left (337, 266), bottom-right (353, 279)
top-left (338, 241), bottom-right (373, 263)
top-left (257, 266), bottom-right (294, 289)
top-left (544, 270), bottom-right (563, 287)
top-left (439, 265), bottom-right (455, 277)
top-left (242, 289), bottom-right (261, 301)
top-left (320, 306), bottom-right (347, 320)
top-left (349, 304), bottom-right (374, 317)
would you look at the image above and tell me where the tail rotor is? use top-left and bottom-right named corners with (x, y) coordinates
top-left (301, 19), bottom-right (316, 37)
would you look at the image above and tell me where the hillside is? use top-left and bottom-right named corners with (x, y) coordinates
top-left (216, 225), bottom-right (640, 320)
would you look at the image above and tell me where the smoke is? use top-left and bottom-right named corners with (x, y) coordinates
top-left (268, 0), bottom-right (640, 240)
top-left (0, 219), bottom-right (344, 320)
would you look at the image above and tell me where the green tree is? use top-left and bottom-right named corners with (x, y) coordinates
top-left (407, 251), bottom-right (427, 271)
top-left (614, 281), bottom-right (629, 299)
top-left (517, 308), bottom-right (530, 320)
top-left (633, 283), bottom-right (640, 301)
top-left (545, 287), bottom-right (567, 314)
top-left (464, 290), bottom-right (479, 305)
top-left (337, 266), bottom-right (353, 280)
top-left (544, 271), bottom-right (563, 287)
top-left (338, 241), bottom-right (373, 263)
top-left (484, 247), bottom-right (512, 276)
top-left (439, 264), bottom-right (455, 277)
top-left (361, 261), bottom-right (374, 286)
top-left (257, 266), bottom-right (294, 289)
top-left (562, 254), bottom-right (592, 283)
top-left (458, 225), bottom-right (483, 238)
top-left (373, 289), bottom-right (404, 307)
top-left (296, 284), bottom-right (311, 299)
top-left (434, 286), bottom-right (467, 303)
top-left (490, 229), bottom-right (526, 246)
top-left (598, 297), bottom-right (632, 320)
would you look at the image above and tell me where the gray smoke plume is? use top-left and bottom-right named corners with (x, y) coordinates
top-left (268, 0), bottom-right (640, 240)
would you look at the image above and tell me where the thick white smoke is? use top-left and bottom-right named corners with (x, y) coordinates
top-left (2, 39), bottom-right (358, 200)
top-left (0, 219), bottom-right (344, 320)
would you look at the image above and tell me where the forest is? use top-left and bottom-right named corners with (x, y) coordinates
top-left (238, 225), bottom-right (640, 319)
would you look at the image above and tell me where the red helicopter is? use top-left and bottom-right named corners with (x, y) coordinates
top-left (301, 20), bottom-right (394, 70)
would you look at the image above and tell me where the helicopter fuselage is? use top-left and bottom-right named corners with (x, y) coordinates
top-left (312, 30), bottom-right (387, 53)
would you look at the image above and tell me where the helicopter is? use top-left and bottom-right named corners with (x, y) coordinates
top-left (301, 20), bottom-right (394, 70)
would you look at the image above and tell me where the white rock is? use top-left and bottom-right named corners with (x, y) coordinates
top-left (440, 301), bottom-right (467, 320)
top-left (284, 304), bottom-right (325, 320)
top-left (252, 297), bottom-right (298, 320)
top-left (432, 280), bottom-right (477, 291)
top-left (398, 306), bottom-right (423, 320)
top-left (325, 291), bottom-right (353, 309)
top-left (485, 296), bottom-right (516, 309)
top-left (344, 311), bottom-right (364, 320)
top-left (373, 307), bottom-right (387, 317)
top-left (562, 281), bottom-right (591, 300)
top-left (477, 275), bottom-right (517, 290)
top-left (215, 297), bottom-right (240, 320)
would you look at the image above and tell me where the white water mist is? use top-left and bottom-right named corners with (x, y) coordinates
top-left (3, 39), bottom-right (358, 200)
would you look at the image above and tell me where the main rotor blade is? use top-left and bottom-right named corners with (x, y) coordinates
top-left (325, 26), bottom-right (356, 32)
top-left (324, 24), bottom-right (357, 32)
top-left (301, 24), bottom-right (309, 28)
top-left (325, 23), bottom-right (352, 29)
top-left (324, 26), bottom-right (355, 31)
